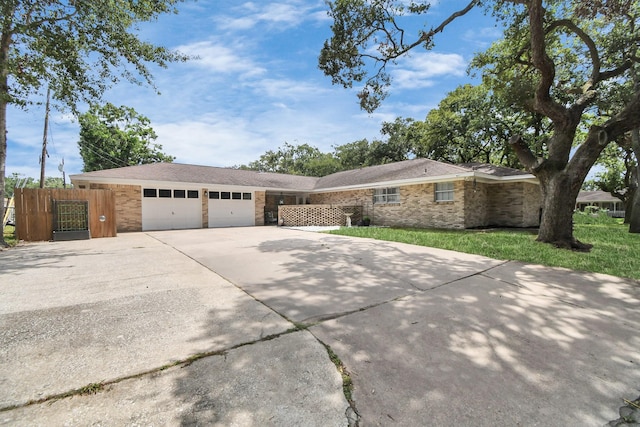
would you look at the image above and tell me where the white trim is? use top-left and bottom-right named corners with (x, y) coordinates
top-left (71, 170), bottom-right (538, 194)
top-left (313, 171), bottom-right (538, 193)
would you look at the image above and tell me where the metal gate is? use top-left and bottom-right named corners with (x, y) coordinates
top-left (52, 200), bottom-right (90, 241)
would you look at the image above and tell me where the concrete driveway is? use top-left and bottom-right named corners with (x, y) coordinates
top-left (1, 227), bottom-right (638, 426)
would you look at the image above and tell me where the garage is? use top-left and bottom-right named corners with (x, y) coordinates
top-left (69, 162), bottom-right (319, 232)
top-left (207, 190), bottom-right (255, 227)
top-left (142, 187), bottom-right (202, 231)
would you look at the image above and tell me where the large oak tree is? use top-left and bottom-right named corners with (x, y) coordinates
top-left (0, 0), bottom-right (187, 246)
top-left (319, 0), bottom-right (640, 249)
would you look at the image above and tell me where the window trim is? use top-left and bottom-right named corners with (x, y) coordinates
top-left (435, 182), bottom-right (455, 202)
top-left (143, 188), bottom-right (157, 198)
top-left (373, 187), bottom-right (400, 204)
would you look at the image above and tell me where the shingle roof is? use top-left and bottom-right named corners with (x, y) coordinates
top-left (314, 159), bottom-right (532, 189)
top-left (70, 159), bottom-right (535, 191)
top-left (70, 163), bottom-right (320, 191)
top-left (576, 191), bottom-right (621, 203)
top-left (458, 162), bottom-right (533, 177)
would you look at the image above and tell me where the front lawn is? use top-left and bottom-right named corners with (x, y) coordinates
top-left (328, 212), bottom-right (640, 281)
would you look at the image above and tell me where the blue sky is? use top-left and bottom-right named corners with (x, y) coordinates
top-left (6, 0), bottom-right (503, 180)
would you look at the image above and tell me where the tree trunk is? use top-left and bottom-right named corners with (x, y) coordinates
top-left (0, 36), bottom-right (9, 247)
top-left (536, 171), bottom-right (592, 250)
top-left (629, 128), bottom-right (640, 233)
top-left (624, 187), bottom-right (635, 224)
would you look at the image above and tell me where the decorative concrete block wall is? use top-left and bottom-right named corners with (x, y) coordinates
top-left (279, 205), bottom-right (359, 226)
top-left (89, 183), bottom-right (142, 232)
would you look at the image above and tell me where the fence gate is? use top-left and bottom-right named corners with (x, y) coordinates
top-left (52, 200), bottom-right (90, 241)
top-left (14, 188), bottom-right (116, 242)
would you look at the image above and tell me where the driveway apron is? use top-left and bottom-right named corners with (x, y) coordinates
top-left (151, 227), bottom-right (640, 426)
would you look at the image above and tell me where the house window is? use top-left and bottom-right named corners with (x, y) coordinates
top-left (187, 190), bottom-right (199, 199)
top-left (243, 193), bottom-right (252, 200)
top-left (143, 188), bottom-right (157, 198)
top-left (232, 192), bottom-right (241, 200)
top-left (373, 187), bottom-right (400, 204)
top-left (173, 189), bottom-right (186, 198)
top-left (158, 189), bottom-right (172, 198)
top-left (221, 192), bottom-right (231, 200)
top-left (435, 182), bottom-right (454, 202)
top-left (209, 191), bottom-right (219, 199)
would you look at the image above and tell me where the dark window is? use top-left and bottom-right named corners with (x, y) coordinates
top-left (159, 189), bottom-right (172, 198)
top-left (232, 192), bottom-right (241, 200)
top-left (188, 190), bottom-right (199, 199)
top-left (209, 191), bottom-right (219, 199)
top-left (143, 188), bottom-right (157, 197)
top-left (243, 193), bottom-right (252, 200)
top-left (174, 189), bottom-right (186, 198)
top-left (221, 192), bottom-right (231, 199)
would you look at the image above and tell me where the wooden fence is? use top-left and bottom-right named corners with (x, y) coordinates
top-left (14, 188), bottom-right (117, 242)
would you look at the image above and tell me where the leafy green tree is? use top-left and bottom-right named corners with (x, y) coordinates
top-left (319, 0), bottom-right (640, 249)
top-left (0, 0), bottom-right (187, 245)
top-left (415, 83), bottom-right (550, 168)
top-left (332, 139), bottom-right (373, 170)
top-left (242, 142), bottom-right (341, 176)
top-left (78, 103), bottom-right (174, 172)
top-left (584, 141), bottom-right (637, 223)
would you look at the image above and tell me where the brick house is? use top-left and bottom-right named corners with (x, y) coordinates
top-left (70, 158), bottom-right (541, 232)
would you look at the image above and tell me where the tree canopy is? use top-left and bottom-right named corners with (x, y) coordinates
top-left (0, 0), bottom-right (187, 245)
top-left (78, 103), bottom-right (174, 172)
top-left (320, 0), bottom-right (640, 248)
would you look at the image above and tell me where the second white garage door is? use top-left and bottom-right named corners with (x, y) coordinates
top-left (208, 190), bottom-right (255, 227)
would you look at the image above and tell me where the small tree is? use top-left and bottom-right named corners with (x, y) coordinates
top-left (78, 103), bottom-right (174, 172)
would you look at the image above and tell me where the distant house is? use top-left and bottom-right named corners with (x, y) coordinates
top-left (576, 191), bottom-right (625, 217)
top-left (70, 158), bottom-right (541, 232)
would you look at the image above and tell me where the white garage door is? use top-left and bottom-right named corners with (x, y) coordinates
top-left (142, 188), bottom-right (202, 231)
top-left (208, 190), bottom-right (255, 227)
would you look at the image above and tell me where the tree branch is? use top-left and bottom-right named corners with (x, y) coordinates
top-left (528, 0), bottom-right (571, 126)
top-left (509, 135), bottom-right (541, 171)
top-left (388, 0), bottom-right (480, 60)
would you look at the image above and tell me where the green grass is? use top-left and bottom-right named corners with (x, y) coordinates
top-left (2, 224), bottom-right (17, 247)
top-left (328, 212), bottom-right (640, 281)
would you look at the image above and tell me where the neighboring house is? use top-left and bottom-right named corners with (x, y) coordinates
top-left (70, 158), bottom-right (541, 232)
top-left (576, 191), bottom-right (625, 217)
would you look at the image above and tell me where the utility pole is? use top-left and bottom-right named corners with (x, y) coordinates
top-left (39, 88), bottom-right (50, 189)
top-left (58, 158), bottom-right (66, 188)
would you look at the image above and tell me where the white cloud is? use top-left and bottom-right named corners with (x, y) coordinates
top-left (393, 52), bottom-right (467, 89)
top-left (176, 40), bottom-right (266, 77)
top-left (462, 26), bottom-right (503, 48)
top-left (215, 1), bottom-right (326, 31)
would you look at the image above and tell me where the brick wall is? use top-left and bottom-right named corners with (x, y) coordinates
top-left (89, 183), bottom-right (142, 232)
top-left (485, 181), bottom-right (541, 227)
top-left (201, 189), bottom-right (209, 228)
top-left (522, 182), bottom-right (542, 227)
top-left (464, 180), bottom-right (489, 228)
top-left (255, 191), bottom-right (266, 226)
top-left (312, 183), bottom-right (466, 229)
